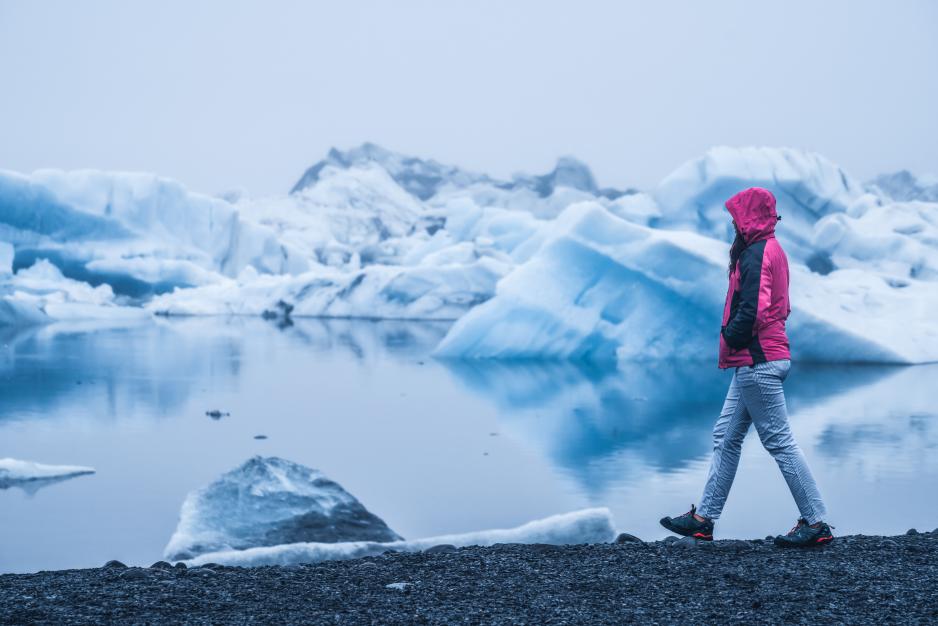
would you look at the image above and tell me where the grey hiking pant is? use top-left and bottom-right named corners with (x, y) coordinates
top-left (697, 359), bottom-right (827, 524)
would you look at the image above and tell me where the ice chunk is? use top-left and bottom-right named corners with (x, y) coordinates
top-left (183, 507), bottom-right (616, 567)
top-left (435, 202), bottom-right (728, 361)
top-left (0, 242), bottom-right (12, 276)
top-left (0, 168), bottom-right (309, 300)
top-left (1, 260), bottom-right (147, 325)
top-left (810, 200), bottom-right (938, 281)
top-left (150, 257), bottom-right (508, 321)
top-left (290, 143), bottom-right (492, 200)
top-left (654, 147), bottom-right (865, 259)
top-left (0, 458), bottom-right (95, 493)
top-left (164, 456), bottom-right (402, 561)
top-left (435, 202), bottom-right (938, 364)
top-left (870, 171), bottom-right (938, 203)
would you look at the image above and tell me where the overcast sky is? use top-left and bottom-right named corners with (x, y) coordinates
top-left (1, 0), bottom-right (936, 196)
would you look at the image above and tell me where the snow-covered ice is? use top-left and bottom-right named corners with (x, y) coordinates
top-left (0, 458), bottom-right (95, 492)
top-left (182, 507), bottom-right (616, 567)
top-left (164, 456), bottom-right (402, 561)
top-left (2, 144), bottom-right (937, 363)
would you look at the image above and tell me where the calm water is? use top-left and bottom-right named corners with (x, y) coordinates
top-left (1, 318), bottom-right (936, 573)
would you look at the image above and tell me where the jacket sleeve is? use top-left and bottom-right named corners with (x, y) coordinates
top-left (722, 247), bottom-right (761, 350)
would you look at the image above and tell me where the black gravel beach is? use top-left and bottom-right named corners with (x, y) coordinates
top-left (2, 532), bottom-right (936, 625)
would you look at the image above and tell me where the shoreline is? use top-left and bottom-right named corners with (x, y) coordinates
top-left (2, 531), bottom-right (936, 624)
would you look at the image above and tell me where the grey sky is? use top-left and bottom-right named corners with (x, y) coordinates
top-left (1, 0), bottom-right (936, 196)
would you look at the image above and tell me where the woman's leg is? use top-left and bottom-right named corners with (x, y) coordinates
top-left (736, 360), bottom-right (827, 524)
top-left (697, 370), bottom-right (752, 520)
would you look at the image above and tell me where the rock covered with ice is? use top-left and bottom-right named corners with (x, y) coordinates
top-left (164, 456), bottom-right (402, 561)
top-left (0, 458), bottom-right (95, 492)
top-left (183, 507), bottom-right (616, 567)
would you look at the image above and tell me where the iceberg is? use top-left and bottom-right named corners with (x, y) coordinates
top-left (3, 143), bottom-right (937, 365)
top-left (0, 168), bottom-right (309, 301)
top-left (654, 146), bottom-right (866, 260)
top-left (0, 458), bottom-right (95, 493)
top-left (435, 202), bottom-right (938, 364)
top-left (183, 507), bottom-right (616, 567)
top-left (164, 457), bottom-right (402, 561)
top-left (870, 171), bottom-right (938, 203)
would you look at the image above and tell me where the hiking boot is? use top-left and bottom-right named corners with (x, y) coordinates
top-left (660, 504), bottom-right (714, 540)
top-left (774, 519), bottom-right (834, 547)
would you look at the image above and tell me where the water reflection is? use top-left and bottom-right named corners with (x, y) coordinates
top-left (442, 359), bottom-right (911, 493)
top-left (2, 318), bottom-right (936, 573)
top-left (0, 317), bottom-right (449, 425)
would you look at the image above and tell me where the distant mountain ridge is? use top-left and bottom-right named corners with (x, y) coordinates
top-left (290, 143), bottom-right (634, 200)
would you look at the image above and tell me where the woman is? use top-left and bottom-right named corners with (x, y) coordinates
top-left (659, 187), bottom-right (833, 547)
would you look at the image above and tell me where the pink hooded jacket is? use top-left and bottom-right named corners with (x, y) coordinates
top-left (718, 187), bottom-right (792, 369)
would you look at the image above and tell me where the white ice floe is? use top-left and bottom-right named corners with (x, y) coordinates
top-left (0, 458), bottom-right (95, 490)
top-left (164, 457), bottom-right (402, 561)
top-left (182, 507), bottom-right (616, 567)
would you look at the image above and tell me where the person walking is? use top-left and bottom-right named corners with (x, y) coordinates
top-left (659, 187), bottom-right (833, 547)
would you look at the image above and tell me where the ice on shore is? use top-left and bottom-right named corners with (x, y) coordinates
top-left (0, 458), bottom-right (95, 492)
top-left (182, 507), bottom-right (616, 567)
top-left (164, 457), bottom-right (402, 561)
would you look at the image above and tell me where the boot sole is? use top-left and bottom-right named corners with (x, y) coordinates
top-left (774, 535), bottom-right (834, 548)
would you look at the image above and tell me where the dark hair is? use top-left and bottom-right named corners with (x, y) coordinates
top-left (728, 224), bottom-right (745, 274)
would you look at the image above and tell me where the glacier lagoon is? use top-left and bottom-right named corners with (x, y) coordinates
top-left (1, 318), bottom-right (936, 573)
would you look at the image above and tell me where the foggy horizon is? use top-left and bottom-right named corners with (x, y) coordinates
top-left (2, 0), bottom-right (937, 196)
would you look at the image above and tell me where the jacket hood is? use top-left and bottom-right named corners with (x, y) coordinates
top-left (725, 187), bottom-right (778, 244)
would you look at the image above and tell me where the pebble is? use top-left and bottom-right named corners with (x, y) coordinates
top-left (103, 560), bottom-right (127, 569)
top-left (149, 561), bottom-right (173, 570)
top-left (615, 533), bottom-right (643, 544)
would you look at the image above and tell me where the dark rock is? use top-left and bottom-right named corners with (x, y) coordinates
top-left (906, 528), bottom-right (919, 535)
top-left (174, 562), bottom-right (187, 570)
top-left (103, 560), bottom-right (126, 569)
top-left (614, 533), bottom-right (643, 544)
top-left (199, 562), bottom-right (225, 570)
top-left (205, 410), bottom-right (229, 420)
top-left (149, 561), bottom-right (173, 570)
top-left (119, 568), bottom-right (149, 580)
top-left (424, 544), bottom-right (457, 554)
top-left (254, 435), bottom-right (268, 440)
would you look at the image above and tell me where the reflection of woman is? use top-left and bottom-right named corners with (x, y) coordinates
top-left (659, 187), bottom-right (833, 547)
